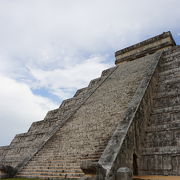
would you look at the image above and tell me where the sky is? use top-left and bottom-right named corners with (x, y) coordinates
top-left (0, 0), bottom-right (180, 146)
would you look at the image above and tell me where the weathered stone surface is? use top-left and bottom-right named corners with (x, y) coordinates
top-left (115, 31), bottom-right (175, 64)
top-left (0, 170), bottom-right (6, 179)
top-left (116, 167), bottom-right (132, 180)
top-left (16, 47), bottom-right (156, 179)
top-left (0, 32), bottom-right (180, 179)
top-left (0, 165), bottom-right (17, 178)
top-left (80, 161), bottom-right (106, 180)
top-left (98, 51), bottom-right (162, 180)
top-left (138, 46), bottom-right (180, 176)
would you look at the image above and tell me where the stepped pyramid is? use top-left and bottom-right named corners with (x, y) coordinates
top-left (0, 31), bottom-right (180, 180)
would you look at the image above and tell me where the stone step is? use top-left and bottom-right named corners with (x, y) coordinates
top-left (33, 156), bottom-right (100, 162)
top-left (159, 76), bottom-right (180, 86)
top-left (35, 148), bottom-right (103, 154)
top-left (35, 151), bottom-right (102, 157)
top-left (29, 158), bottom-right (98, 165)
top-left (17, 174), bottom-right (82, 179)
top-left (160, 57), bottom-right (180, 68)
top-left (148, 113), bottom-right (179, 126)
top-left (28, 119), bottom-right (58, 133)
top-left (158, 66), bottom-right (180, 77)
top-left (37, 147), bottom-right (106, 155)
top-left (146, 121), bottom-right (180, 132)
top-left (44, 142), bottom-right (107, 149)
top-left (23, 165), bottom-right (80, 170)
top-left (140, 146), bottom-right (180, 155)
top-left (50, 158), bottom-right (99, 162)
top-left (155, 91), bottom-right (180, 99)
top-left (156, 82), bottom-right (180, 93)
top-left (26, 162), bottom-right (81, 168)
top-left (44, 116), bottom-right (59, 122)
top-left (35, 149), bottom-right (104, 157)
top-left (38, 144), bottom-right (107, 152)
top-left (34, 154), bottom-right (101, 161)
top-left (26, 158), bottom-right (98, 167)
top-left (153, 95), bottom-right (180, 109)
top-left (56, 106), bottom-right (77, 118)
top-left (159, 59), bottom-right (180, 73)
top-left (60, 96), bottom-right (84, 108)
top-left (157, 78), bottom-right (180, 93)
top-left (28, 159), bottom-right (80, 164)
top-left (18, 171), bottom-right (84, 175)
top-left (17, 172), bottom-right (83, 179)
top-left (158, 67), bottom-right (180, 82)
top-left (45, 137), bottom-right (108, 144)
top-left (162, 47), bottom-right (180, 58)
top-left (152, 104), bottom-right (180, 115)
top-left (160, 55), bottom-right (175, 63)
top-left (10, 132), bottom-right (46, 146)
top-left (25, 162), bottom-right (80, 168)
top-left (101, 66), bottom-right (116, 77)
top-left (44, 108), bottom-right (59, 120)
top-left (163, 49), bottom-right (180, 57)
top-left (73, 66), bottom-right (116, 98)
top-left (20, 168), bottom-right (82, 173)
top-left (23, 164), bottom-right (81, 169)
top-left (143, 136), bottom-right (177, 148)
top-left (88, 77), bottom-right (102, 88)
top-left (74, 87), bottom-right (89, 97)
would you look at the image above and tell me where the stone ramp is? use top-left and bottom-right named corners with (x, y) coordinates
top-left (16, 53), bottom-right (157, 179)
top-left (138, 47), bottom-right (180, 175)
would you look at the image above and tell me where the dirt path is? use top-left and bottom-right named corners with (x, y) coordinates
top-left (133, 176), bottom-right (180, 180)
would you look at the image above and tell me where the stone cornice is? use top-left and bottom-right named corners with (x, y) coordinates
top-left (115, 31), bottom-right (176, 65)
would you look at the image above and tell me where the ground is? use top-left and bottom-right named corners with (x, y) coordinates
top-left (134, 176), bottom-right (180, 180)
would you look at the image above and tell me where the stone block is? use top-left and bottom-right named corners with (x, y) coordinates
top-left (115, 167), bottom-right (132, 180)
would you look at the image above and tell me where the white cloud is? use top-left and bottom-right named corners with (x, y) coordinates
top-left (0, 75), bottom-right (57, 146)
top-left (0, 0), bottom-right (180, 145)
top-left (29, 56), bottom-right (111, 99)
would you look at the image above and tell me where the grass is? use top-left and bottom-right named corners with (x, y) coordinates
top-left (5, 179), bottom-right (40, 180)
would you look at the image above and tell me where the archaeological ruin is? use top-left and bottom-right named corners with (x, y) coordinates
top-left (0, 31), bottom-right (179, 180)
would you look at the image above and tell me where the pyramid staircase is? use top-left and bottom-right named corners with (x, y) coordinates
top-left (0, 32), bottom-right (180, 180)
top-left (15, 66), bottom-right (117, 179)
top-left (0, 65), bottom-right (118, 178)
top-left (15, 51), bottom-right (162, 179)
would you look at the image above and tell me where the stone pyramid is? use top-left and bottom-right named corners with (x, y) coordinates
top-left (0, 31), bottom-right (179, 180)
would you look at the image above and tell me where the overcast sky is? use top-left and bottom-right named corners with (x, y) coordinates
top-left (0, 0), bottom-right (180, 146)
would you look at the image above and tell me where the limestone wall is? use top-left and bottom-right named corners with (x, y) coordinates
top-left (98, 47), bottom-right (180, 179)
top-left (138, 46), bottom-right (180, 175)
top-left (0, 146), bottom-right (9, 162)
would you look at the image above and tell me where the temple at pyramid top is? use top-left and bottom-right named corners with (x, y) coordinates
top-left (115, 31), bottom-right (176, 64)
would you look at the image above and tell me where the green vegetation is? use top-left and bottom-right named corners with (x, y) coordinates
top-left (5, 179), bottom-right (40, 180)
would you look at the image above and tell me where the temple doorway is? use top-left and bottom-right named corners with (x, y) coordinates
top-left (133, 153), bottom-right (138, 175)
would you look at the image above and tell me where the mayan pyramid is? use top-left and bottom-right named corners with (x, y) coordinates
top-left (0, 31), bottom-right (180, 180)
